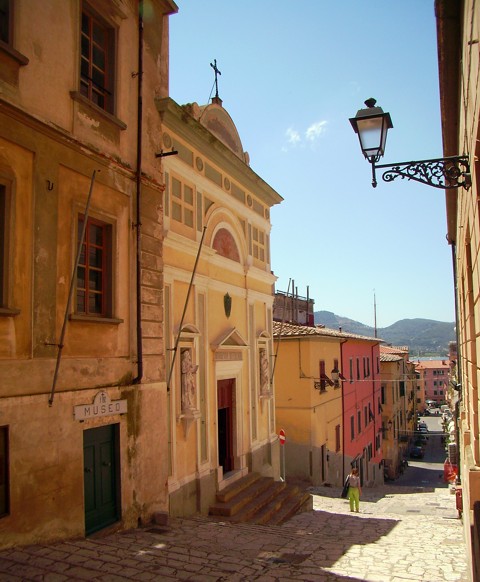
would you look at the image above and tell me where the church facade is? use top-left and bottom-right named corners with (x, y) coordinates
top-left (156, 96), bottom-right (283, 515)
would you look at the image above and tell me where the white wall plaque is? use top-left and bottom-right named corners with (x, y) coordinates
top-left (74, 390), bottom-right (127, 421)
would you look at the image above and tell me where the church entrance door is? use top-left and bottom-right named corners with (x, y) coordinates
top-left (217, 378), bottom-right (234, 473)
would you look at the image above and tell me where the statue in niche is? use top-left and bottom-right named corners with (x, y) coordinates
top-left (181, 348), bottom-right (199, 411)
top-left (260, 348), bottom-right (270, 395)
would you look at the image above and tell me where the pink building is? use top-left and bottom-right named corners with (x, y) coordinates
top-left (342, 337), bottom-right (383, 486)
top-left (415, 360), bottom-right (450, 409)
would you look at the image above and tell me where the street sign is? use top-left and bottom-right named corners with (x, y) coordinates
top-left (279, 428), bottom-right (286, 445)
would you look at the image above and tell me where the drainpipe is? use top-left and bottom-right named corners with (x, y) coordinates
top-left (133, 2), bottom-right (144, 384)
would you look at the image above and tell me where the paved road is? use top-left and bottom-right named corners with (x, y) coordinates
top-left (0, 478), bottom-right (468, 581)
top-left (0, 414), bottom-right (468, 582)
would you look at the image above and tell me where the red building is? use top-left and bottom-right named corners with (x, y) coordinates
top-left (342, 337), bottom-right (383, 486)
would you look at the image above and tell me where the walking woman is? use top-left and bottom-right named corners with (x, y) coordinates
top-left (348, 467), bottom-right (362, 512)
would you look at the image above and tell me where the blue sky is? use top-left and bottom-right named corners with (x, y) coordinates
top-left (169, 1), bottom-right (455, 328)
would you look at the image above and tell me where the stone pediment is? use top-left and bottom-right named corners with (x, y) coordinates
top-left (212, 328), bottom-right (249, 350)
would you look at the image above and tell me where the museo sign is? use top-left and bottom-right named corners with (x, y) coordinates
top-left (74, 390), bottom-right (127, 421)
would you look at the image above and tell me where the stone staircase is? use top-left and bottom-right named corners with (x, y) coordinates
top-left (209, 473), bottom-right (313, 525)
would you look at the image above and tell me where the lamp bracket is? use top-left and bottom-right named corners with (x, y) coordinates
top-left (372, 156), bottom-right (471, 190)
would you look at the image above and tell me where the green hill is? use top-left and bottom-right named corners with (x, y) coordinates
top-left (314, 311), bottom-right (455, 357)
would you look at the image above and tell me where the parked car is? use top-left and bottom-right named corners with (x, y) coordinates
top-left (410, 446), bottom-right (425, 459)
top-left (418, 426), bottom-right (429, 435)
top-left (418, 421), bottom-right (428, 430)
top-left (414, 437), bottom-right (427, 447)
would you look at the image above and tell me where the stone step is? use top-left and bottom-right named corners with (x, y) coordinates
top-left (228, 480), bottom-right (287, 523)
top-left (215, 472), bottom-right (262, 504)
top-left (208, 472), bottom-right (313, 526)
top-left (264, 490), bottom-right (313, 526)
top-left (209, 475), bottom-right (275, 517)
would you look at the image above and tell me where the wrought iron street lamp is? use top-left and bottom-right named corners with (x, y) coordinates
top-left (350, 98), bottom-right (471, 190)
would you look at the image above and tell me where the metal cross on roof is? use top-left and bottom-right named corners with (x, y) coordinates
top-left (210, 59), bottom-right (221, 99)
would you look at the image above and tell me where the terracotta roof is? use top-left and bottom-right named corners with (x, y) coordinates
top-left (380, 345), bottom-right (409, 354)
top-left (415, 359), bottom-right (450, 369)
top-left (273, 321), bottom-right (381, 342)
top-left (380, 353), bottom-right (403, 362)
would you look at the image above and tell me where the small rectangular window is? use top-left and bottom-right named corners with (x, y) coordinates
top-left (335, 424), bottom-right (341, 452)
top-left (357, 410), bottom-right (361, 433)
top-left (319, 360), bottom-right (327, 392)
top-left (0, 0), bottom-right (11, 44)
top-left (356, 358), bottom-right (360, 380)
top-left (350, 416), bottom-right (354, 440)
top-left (252, 226), bottom-right (267, 264)
top-left (76, 216), bottom-right (112, 317)
top-left (80, 6), bottom-right (115, 113)
top-left (0, 185), bottom-right (6, 307)
top-left (171, 176), bottom-right (195, 230)
top-left (0, 426), bottom-right (9, 517)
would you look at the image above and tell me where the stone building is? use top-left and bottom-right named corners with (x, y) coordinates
top-left (0, 0), bottom-right (177, 547)
top-left (380, 346), bottom-right (416, 479)
top-left (273, 321), bottom-right (383, 487)
top-left (436, 0), bottom-right (480, 577)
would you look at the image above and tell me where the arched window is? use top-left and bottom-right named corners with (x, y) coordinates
top-left (212, 228), bottom-right (240, 262)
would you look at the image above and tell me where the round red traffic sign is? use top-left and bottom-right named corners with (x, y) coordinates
top-left (279, 429), bottom-right (286, 445)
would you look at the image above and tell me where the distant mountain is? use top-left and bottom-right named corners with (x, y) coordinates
top-left (314, 311), bottom-right (455, 357)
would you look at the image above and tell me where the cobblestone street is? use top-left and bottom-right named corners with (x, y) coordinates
top-left (0, 483), bottom-right (469, 581)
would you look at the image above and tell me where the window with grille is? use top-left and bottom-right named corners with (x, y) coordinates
top-left (76, 216), bottom-right (112, 317)
top-left (81, 6), bottom-right (115, 112)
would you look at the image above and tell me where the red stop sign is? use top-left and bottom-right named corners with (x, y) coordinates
top-left (279, 429), bottom-right (286, 445)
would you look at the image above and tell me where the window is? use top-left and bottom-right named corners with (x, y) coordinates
top-left (318, 360), bottom-right (333, 391)
top-left (350, 416), bottom-right (354, 440)
top-left (0, 426), bottom-right (9, 517)
top-left (332, 358), bottom-right (340, 387)
top-left (76, 216), bottom-right (112, 317)
top-left (0, 185), bottom-right (6, 307)
top-left (0, 0), bottom-right (11, 44)
top-left (252, 227), bottom-right (266, 262)
top-left (357, 410), bottom-right (361, 433)
top-left (356, 358), bottom-right (360, 380)
top-left (364, 406), bottom-right (368, 427)
top-left (171, 177), bottom-right (194, 229)
top-left (381, 384), bottom-right (386, 405)
top-left (349, 358), bottom-right (353, 383)
top-left (335, 424), bottom-right (341, 452)
top-left (81, 6), bottom-right (115, 112)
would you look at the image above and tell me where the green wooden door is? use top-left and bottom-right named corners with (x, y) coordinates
top-left (83, 424), bottom-right (120, 535)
